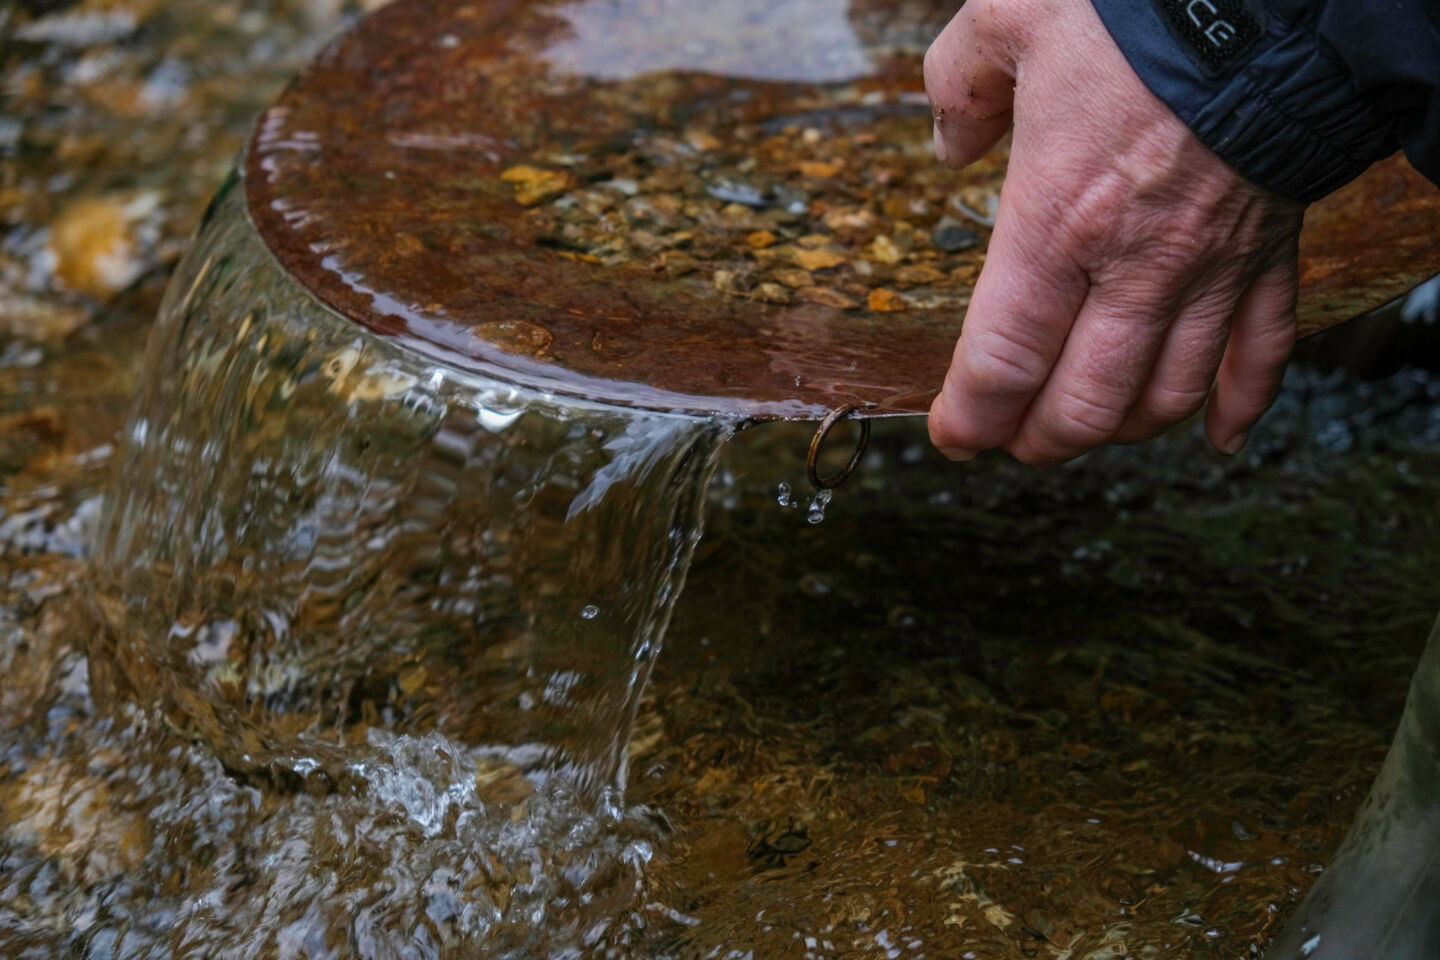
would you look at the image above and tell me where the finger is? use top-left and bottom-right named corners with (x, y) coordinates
top-left (1005, 270), bottom-right (1183, 465)
top-left (1205, 261), bottom-right (1298, 454)
top-left (1111, 284), bottom-right (1238, 444)
top-left (928, 187), bottom-right (1089, 460)
top-left (923, 3), bottom-right (1016, 169)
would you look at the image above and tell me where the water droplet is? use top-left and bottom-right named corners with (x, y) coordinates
top-left (1299, 934), bottom-right (1321, 958)
top-left (581, 604), bottom-right (599, 620)
top-left (806, 489), bottom-right (832, 524)
top-left (776, 482), bottom-right (792, 507)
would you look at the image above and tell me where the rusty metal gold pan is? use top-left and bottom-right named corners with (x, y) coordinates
top-left (246, 0), bottom-right (1440, 423)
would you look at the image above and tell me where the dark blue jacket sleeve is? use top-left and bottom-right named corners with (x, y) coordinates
top-left (1089, 0), bottom-right (1440, 203)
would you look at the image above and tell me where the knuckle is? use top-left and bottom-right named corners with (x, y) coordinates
top-left (1099, 247), bottom-right (1200, 305)
top-left (1144, 242), bottom-right (1204, 281)
top-left (1142, 381), bottom-right (1210, 423)
top-left (1088, 274), bottom-right (1191, 329)
top-left (1047, 386), bottom-right (1128, 442)
top-left (1057, 172), bottom-right (1130, 245)
top-left (960, 326), bottom-right (1053, 399)
top-left (1011, 165), bottom-right (1094, 240)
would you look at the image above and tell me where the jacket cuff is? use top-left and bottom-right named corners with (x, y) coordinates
top-left (1089, 0), bottom-right (1401, 203)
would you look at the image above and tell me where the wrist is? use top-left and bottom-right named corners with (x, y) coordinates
top-left (1088, 0), bottom-right (1402, 203)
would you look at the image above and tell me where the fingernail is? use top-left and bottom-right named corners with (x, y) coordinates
top-left (932, 122), bottom-right (948, 165)
top-left (939, 446), bottom-right (977, 462)
top-left (1220, 431), bottom-right (1249, 456)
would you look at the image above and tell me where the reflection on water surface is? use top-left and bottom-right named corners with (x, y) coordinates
top-left (545, 0), bottom-right (874, 82)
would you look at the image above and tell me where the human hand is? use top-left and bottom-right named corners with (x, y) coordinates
top-left (924, 0), bottom-right (1305, 465)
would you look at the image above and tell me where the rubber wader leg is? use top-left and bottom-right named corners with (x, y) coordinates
top-left (1263, 614), bottom-right (1440, 959)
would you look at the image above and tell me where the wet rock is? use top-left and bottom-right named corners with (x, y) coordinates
top-left (868, 288), bottom-right (906, 312)
top-left (796, 286), bottom-right (858, 309)
top-left (0, 295), bottom-right (89, 341)
top-left (746, 229), bottom-right (777, 249)
top-left (770, 183), bottom-right (810, 216)
top-left (771, 268), bottom-right (814, 289)
top-left (751, 282), bottom-right (792, 305)
top-left (596, 177), bottom-right (638, 196)
top-left (14, 6), bottom-right (142, 46)
top-left (1, 760), bottom-right (147, 885)
top-left (713, 268), bottom-right (757, 295)
top-left (949, 186), bottom-right (999, 228)
top-left (658, 251), bottom-right (699, 275)
top-left (893, 263), bottom-right (947, 288)
top-left (930, 216), bottom-right (981, 253)
top-left (474, 319), bottom-right (554, 357)
top-left (47, 193), bottom-right (158, 298)
top-left (822, 207), bottom-right (876, 233)
top-left (793, 247), bottom-right (846, 272)
top-left (868, 234), bottom-right (906, 265)
top-left (797, 160), bottom-right (841, 178)
top-left (706, 180), bottom-right (767, 208)
top-left (499, 165), bottom-right (570, 206)
top-left (685, 129), bottom-right (722, 151)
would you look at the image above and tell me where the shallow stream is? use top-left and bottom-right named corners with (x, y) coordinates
top-left (4, 2), bottom-right (1440, 958)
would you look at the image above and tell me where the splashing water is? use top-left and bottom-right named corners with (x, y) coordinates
top-left (50, 175), bottom-right (734, 955)
top-left (806, 489), bottom-right (833, 525)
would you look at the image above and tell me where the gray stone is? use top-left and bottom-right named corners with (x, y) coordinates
top-left (930, 217), bottom-right (981, 253)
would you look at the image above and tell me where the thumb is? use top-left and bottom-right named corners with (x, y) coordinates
top-left (923, 3), bottom-right (1017, 169)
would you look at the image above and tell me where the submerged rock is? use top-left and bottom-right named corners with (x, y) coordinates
top-left (47, 193), bottom-right (158, 298)
top-left (930, 216), bottom-right (981, 253)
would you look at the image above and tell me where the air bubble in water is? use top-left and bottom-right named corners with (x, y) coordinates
top-left (777, 482), bottom-right (793, 507)
top-left (806, 489), bottom-right (832, 524)
top-left (581, 604), bottom-right (599, 620)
